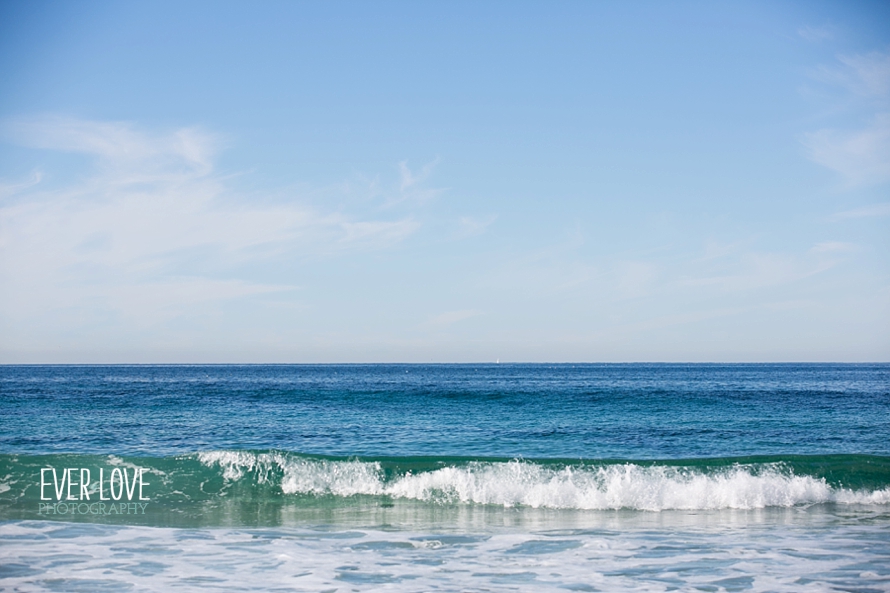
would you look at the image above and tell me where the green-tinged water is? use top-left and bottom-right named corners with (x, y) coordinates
top-left (2, 452), bottom-right (889, 527)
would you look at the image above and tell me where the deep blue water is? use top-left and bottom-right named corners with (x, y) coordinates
top-left (1, 363), bottom-right (888, 458)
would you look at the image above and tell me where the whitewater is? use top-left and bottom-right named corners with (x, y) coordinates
top-left (196, 450), bottom-right (890, 510)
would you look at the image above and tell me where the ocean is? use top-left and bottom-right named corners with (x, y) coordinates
top-left (1, 363), bottom-right (888, 592)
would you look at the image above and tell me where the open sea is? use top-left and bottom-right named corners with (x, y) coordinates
top-left (1, 363), bottom-right (889, 592)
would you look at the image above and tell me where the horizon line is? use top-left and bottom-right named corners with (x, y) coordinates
top-left (1, 361), bottom-right (888, 366)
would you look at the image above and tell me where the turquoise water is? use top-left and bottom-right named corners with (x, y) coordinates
top-left (1, 364), bottom-right (889, 591)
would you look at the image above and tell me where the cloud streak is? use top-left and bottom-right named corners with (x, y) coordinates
top-left (423, 309), bottom-right (483, 330)
top-left (3, 115), bottom-right (218, 179)
top-left (457, 215), bottom-right (497, 238)
top-left (798, 25), bottom-right (833, 43)
top-left (832, 52), bottom-right (890, 98)
top-left (385, 159), bottom-right (445, 206)
top-left (0, 170), bottom-right (42, 199)
top-left (804, 51), bottom-right (890, 187)
top-left (830, 202), bottom-right (890, 220)
top-left (803, 113), bottom-right (890, 186)
top-left (0, 116), bottom-right (428, 343)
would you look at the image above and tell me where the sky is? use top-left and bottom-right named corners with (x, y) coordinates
top-left (0, 0), bottom-right (888, 363)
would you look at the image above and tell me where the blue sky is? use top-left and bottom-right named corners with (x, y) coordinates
top-left (0, 1), bottom-right (888, 362)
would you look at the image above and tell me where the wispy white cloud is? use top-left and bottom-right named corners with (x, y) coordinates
top-left (830, 202), bottom-right (890, 220)
top-left (803, 112), bottom-right (890, 186)
top-left (680, 253), bottom-right (799, 292)
top-left (615, 261), bottom-right (657, 298)
top-left (810, 50), bottom-right (890, 101)
top-left (798, 25), bottom-right (833, 43)
top-left (597, 305), bottom-right (752, 337)
top-left (678, 246), bottom-right (841, 294)
top-left (0, 116), bottom-right (429, 339)
top-left (827, 51), bottom-right (890, 98)
top-left (482, 230), bottom-right (597, 299)
top-left (2, 115), bottom-right (218, 178)
top-left (340, 218), bottom-right (421, 244)
top-left (423, 309), bottom-right (483, 330)
top-left (399, 159), bottom-right (435, 191)
top-left (810, 241), bottom-right (857, 254)
top-left (0, 169), bottom-right (42, 199)
top-left (386, 158), bottom-right (445, 206)
top-left (457, 214), bottom-right (497, 238)
top-left (804, 51), bottom-right (890, 187)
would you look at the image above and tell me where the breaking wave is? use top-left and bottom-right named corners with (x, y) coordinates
top-left (3, 451), bottom-right (888, 526)
top-left (196, 450), bottom-right (890, 511)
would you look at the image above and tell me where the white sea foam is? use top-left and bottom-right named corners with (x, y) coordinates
top-left (197, 452), bottom-right (890, 511)
top-left (4, 519), bottom-right (890, 593)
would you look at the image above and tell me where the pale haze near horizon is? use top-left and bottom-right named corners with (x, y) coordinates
top-left (0, 1), bottom-right (888, 363)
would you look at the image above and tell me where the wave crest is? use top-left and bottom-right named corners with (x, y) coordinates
top-left (197, 452), bottom-right (890, 511)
